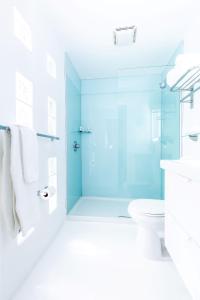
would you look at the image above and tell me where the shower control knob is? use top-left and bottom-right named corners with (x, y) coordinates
top-left (73, 141), bottom-right (80, 152)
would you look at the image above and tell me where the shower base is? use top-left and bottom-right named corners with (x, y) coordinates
top-left (69, 196), bottom-right (132, 219)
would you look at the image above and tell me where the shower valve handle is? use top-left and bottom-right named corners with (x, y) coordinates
top-left (73, 141), bottom-right (80, 152)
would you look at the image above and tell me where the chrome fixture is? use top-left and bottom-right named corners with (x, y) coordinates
top-left (73, 141), bottom-right (80, 152)
top-left (37, 186), bottom-right (56, 200)
top-left (113, 26), bottom-right (137, 46)
top-left (0, 124), bottom-right (60, 141)
top-left (37, 186), bottom-right (49, 199)
top-left (79, 126), bottom-right (92, 134)
top-left (159, 80), bottom-right (166, 89)
top-left (182, 132), bottom-right (200, 142)
top-left (170, 66), bottom-right (200, 108)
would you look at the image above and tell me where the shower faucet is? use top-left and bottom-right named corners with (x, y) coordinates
top-left (73, 141), bottom-right (80, 152)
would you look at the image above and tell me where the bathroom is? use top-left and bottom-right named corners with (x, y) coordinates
top-left (0, 0), bottom-right (200, 299)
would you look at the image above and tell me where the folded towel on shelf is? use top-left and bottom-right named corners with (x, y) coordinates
top-left (166, 53), bottom-right (200, 88)
top-left (19, 126), bottom-right (39, 183)
top-left (0, 131), bottom-right (20, 237)
top-left (175, 53), bottom-right (200, 68)
top-left (166, 67), bottom-right (184, 88)
top-left (10, 125), bottom-right (40, 236)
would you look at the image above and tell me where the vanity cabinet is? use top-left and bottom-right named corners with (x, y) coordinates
top-left (161, 160), bottom-right (200, 300)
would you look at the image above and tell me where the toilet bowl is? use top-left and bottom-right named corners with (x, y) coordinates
top-left (128, 199), bottom-right (167, 261)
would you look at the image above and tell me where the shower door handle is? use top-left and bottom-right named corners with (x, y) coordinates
top-left (73, 141), bottom-right (80, 152)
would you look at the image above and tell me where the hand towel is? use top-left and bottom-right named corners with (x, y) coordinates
top-left (10, 125), bottom-right (40, 236)
top-left (0, 131), bottom-right (20, 237)
top-left (19, 126), bottom-right (39, 183)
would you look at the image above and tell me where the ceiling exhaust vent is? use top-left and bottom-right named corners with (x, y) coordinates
top-left (113, 26), bottom-right (137, 46)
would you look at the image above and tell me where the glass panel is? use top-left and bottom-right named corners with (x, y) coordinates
top-left (47, 54), bottom-right (57, 79)
top-left (48, 97), bottom-right (56, 135)
top-left (48, 116), bottom-right (56, 135)
top-left (16, 100), bottom-right (33, 128)
top-left (66, 72), bottom-right (82, 213)
top-left (81, 70), bottom-right (162, 200)
top-left (13, 7), bottom-right (32, 51)
top-left (48, 96), bottom-right (56, 117)
top-left (48, 157), bottom-right (57, 176)
top-left (16, 72), bottom-right (33, 105)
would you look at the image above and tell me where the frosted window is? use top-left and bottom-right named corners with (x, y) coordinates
top-left (16, 72), bottom-right (33, 105)
top-left (48, 157), bottom-right (57, 176)
top-left (48, 157), bottom-right (57, 214)
top-left (16, 72), bottom-right (33, 128)
top-left (48, 118), bottom-right (56, 136)
top-left (16, 101), bottom-right (33, 128)
top-left (48, 97), bottom-right (56, 135)
top-left (48, 97), bottom-right (56, 117)
top-left (47, 54), bottom-right (57, 79)
top-left (13, 7), bottom-right (32, 51)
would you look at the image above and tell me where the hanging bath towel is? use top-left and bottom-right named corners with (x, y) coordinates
top-left (0, 131), bottom-right (20, 237)
top-left (19, 126), bottom-right (39, 183)
top-left (10, 125), bottom-right (40, 236)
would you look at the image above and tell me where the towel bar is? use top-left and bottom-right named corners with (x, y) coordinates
top-left (0, 125), bottom-right (60, 141)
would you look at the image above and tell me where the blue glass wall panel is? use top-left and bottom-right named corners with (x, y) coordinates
top-left (66, 55), bottom-right (82, 212)
top-left (81, 74), bottom-right (162, 199)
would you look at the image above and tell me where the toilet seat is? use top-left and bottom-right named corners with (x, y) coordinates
top-left (128, 199), bottom-right (165, 218)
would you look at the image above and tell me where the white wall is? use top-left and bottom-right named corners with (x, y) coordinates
top-left (181, 17), bottom-right (200, 159)
top-left (0, 1), bottom-right (67, 298)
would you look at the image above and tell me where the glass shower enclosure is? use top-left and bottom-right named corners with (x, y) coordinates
top-left (66, 62), bottom-right (180, 218)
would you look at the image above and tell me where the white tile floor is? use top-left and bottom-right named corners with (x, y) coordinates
top-left (13, 220), bottom-right (192, 300)
top-left (69, 197), bottom-right (132, 218)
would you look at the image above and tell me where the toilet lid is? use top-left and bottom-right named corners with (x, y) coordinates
top-left (128, 199), bottom-right (165, 217)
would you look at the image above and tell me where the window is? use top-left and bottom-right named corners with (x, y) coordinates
top-left (16, 72), bottom-right (33, 128)
top-left (47, 54), bottom-right (57, 79)
top-left (13, 7), bottom-right (32, 51)
top-left (48, 97), bottom-right (56, 135)
top-left (48, 157), bottom-right (58, 214)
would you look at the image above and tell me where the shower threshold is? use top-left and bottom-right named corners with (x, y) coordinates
top-left (68, 196), bottom-right (133, 219)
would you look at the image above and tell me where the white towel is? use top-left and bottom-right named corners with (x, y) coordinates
top-left (166, 67), bottom-right (187, 88)
top-left (166, 53), bottom-right (200, 88)
top-left (10, 125), bottom-right (40, 236)
top-left (167, 66), bottom-right (200, 88)
top-left (19, 126), bottom-right (39, 183)
top-left (0, 131), bottom-right (20, 237)
top-left (176, 53), bottom-right (200, 68)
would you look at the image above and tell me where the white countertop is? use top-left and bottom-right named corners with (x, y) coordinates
top-left (160, 159), bottom-right (200, 181)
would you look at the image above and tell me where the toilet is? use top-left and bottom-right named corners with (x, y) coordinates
top-left (128, 199), bottom-right (167, 261)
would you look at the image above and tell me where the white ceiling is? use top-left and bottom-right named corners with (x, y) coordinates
top-left (43, 0), bottom-right (199, 79)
